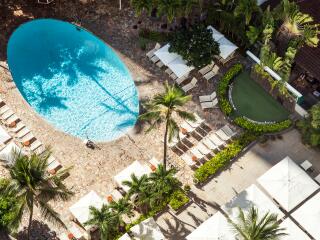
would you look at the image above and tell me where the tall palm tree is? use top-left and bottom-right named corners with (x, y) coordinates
top-left (122, 174), bottom-right (149, 199)
top-left (85, 204), bottom-right (119, 240)
top-left (108, 198), bottom-right (133, 226)
top-left (229, 207), bottom-right (287, 240)
top-left (3, 150), bottom-right (73, 240)
top-left (234, 0), bottom-right (261, 26)
top-left (139, 83), bottom-right (195, 169)
top-left (157, 0), bottom-right (183, 23)
top-left (148, 164), bottom-right (180, 202)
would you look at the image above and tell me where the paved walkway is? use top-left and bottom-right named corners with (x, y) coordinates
top-left (156, 129), bottom-right (320, 239)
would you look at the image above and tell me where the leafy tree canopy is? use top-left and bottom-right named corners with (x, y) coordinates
top-left (169, 25), bottom-right (220, 68)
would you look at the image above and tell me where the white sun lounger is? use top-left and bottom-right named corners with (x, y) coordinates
top-left (216, 129), bottom-right (231, 141)
top-left (181, 153), bottom-right (197, 167)
top-left (199, 62), bottom-right (215, 75)
top-left (146, 43), bottom-right (161, 59)
top-left (9, 122), bottom-right (25, 133)
top-left (156, 60), bottom-right (164, 68)
top-left (186, 113), bottom-right (204, 129)
top-left (221, 125), bottom-right (236, 137)
top-left (201, 98), bottom-right (218, 109)
top-left (199, 91), bottom-right (216, 103)
top-left (17, 127), bottom-right (30, 138)
top-left (208, 133), bottom-right (225, 147)
top-left (47, 156), bottom-right (61, 172)
top-left (30, 140), bottom-right (43, 151)
top-left (167, 131), bottom-right (186, 147)
top-left (202, 138), bottom-right (219, 151)
top-left (165, 68), bottom-right (173, 75)
top-left (190, 147), bottom-right (204, 159)
top-left (149, 157), bottom-right (161, 170)
top-left (151, 55), bottom-right (160, 63)
top-left (1, 109), bottom-right (14, 120)
top-left (203, 65), bottom-right (219, 81)
top-left (175, 75), bottom-right (189, 85)
top-left (195, 142), bottom-right (211, 155)
top-left (21, 132), bottom-right (35, 143)
top-left (34, 145), bottom-right (46, 155)
top-left (5, 114), bottom-right (19, 126)
top-left (0, 105), bottom-right (10, 115)
top-left (170, 72), bottom-right (178, 80)
top-left (182, 77), bottom-right (197, 93)
top-left (181, 121), bottom-right (195, 133)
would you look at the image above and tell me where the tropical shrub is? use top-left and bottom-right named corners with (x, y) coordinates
top-left (194, 132), bottom-right (257, 183)
top-left (234, 117), bottom-right (292, 133)
top-left (169, 24), bottom-right (220, 68)
top-left (217, 63), bottom-right (243, 115)
top-left (296, 103), bottom-right (320, 147)
top-left (139, 28), bottom-right (171, 43)
top-left (0, 178), bottom-right (20, 232)
top-left (169, 190), bottom-right (189, 211)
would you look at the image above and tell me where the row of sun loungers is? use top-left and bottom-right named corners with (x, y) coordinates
top-left (0, 98), bottom-right (62, 174)
top-left (199, 91), bottom-right (219, 109)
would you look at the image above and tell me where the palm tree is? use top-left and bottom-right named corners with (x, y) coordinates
top-left (234, 0), bottom-right (261, 26)
top-left (3, 150), bottom-right (73, 240)
top-left (130, 0), bottom-right (154, 16)
top-left (148, 164), bottom-right (180, 202)
top-left (122, 174), bottom-right (149, 199)
top-left (139, 83), bottom-right (195, 169)
top-left (85, 204), bottom-right (119, 240)
top-left (108, 198), bottom-right (133, 226)
top-left (229, 207), bottom-right (287, 240)
top-left (157, 0), bottom-right (183, 23)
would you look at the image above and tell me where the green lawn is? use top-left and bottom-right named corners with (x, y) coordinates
top-left (231, 71), bottom-right (289, 122)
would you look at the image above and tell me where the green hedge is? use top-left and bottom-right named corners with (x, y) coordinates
top-left (234, 117), bottom-right (292, 133)
top-left (217, 63), bottom-right (243, 115)
top-left (168, 190), bottom-right (189, 211)
top-left (194, 132), bottom-right (257, 183)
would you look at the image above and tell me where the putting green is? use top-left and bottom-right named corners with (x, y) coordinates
top-left (231, 71), bottom-right (289, 122)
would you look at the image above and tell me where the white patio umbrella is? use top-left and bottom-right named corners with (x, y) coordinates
top-left (222, 184), bottom-right (284, 220)
top-left (113, 160), bottom-right (151, 192)
top-left (130, 217), bottom-right (165, 240)
top-left (257, 156), bottom-right (319, 211)
top-left (0, 126), bottom-right (11, 144)
top-left (167, 56), bottom-right (194, 78)
top-left (280, 218), bottom-right (311, 240)
top-left (154, 44), bottom-right (179, 65)
top-left (292, 192), bottom-right (320, 240)
top-left (69, 191), bottom-right (105, 230)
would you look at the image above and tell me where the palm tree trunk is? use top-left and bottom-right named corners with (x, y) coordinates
top-left (27, 199), bottom-right (34, 240)
top-left (163, 118), bottom-right (170, 170)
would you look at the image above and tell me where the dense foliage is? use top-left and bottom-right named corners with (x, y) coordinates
top-left (169, 25), bottom-right (220, 68)
top-left (0, 178), bottom-right (20, 232)
top-left (297, 103), bottom-right (320, 147)
top-left (194, 132), bottom-right (257, 183)
top-left (217, 63), bottom-right (243, 115)
top-left (234, 117), bottom-right (292, 133)
top-left (168, 190), bottom-right (190, 211)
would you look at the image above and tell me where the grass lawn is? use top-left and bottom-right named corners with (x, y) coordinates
top-left (231, 71), bottom-right (289, 122)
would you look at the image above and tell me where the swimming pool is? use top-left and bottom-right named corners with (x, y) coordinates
top-left (7, 19), bottom-right (139, 142)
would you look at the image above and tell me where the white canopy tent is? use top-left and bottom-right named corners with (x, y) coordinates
top-left (222, 184), bottom-right (284, 220)
top-left (167, 56), bottom-right (194, 78)
top-left (280, 218), bottom-right (311, 240)
top-left (130, 217), bottom-right (165, 240)
top-left (292, 192), bottom-right (320, 240)
top-left (118, 233), bottom-right (131, 240)
top-left (257, 156), bottom-right (319, 211)
top-left (0, 142), bottom-right (22, 164)
top-left (186, 211), bottom-right (236, 240)
top-left (0, 126), bottom-right (11, 145)
top-left (207, 26), bottom-right (225, 42)
top-left (69, 191), bottom-right (105, 230)
top-left (217, 37), bottom-right (238, 60)
top-left (113, 160), bottom-right (151, 192)
top-left (154, 44), bottom-right (179, 65)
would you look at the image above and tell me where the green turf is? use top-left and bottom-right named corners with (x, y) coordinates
top-left (231, 71), bottom-right (289, 122)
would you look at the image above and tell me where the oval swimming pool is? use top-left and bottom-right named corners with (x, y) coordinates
top-left (7, 19), bottom-right (139, 142)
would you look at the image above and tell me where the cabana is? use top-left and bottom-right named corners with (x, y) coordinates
top-left (222, 184), bottom-right (284, 220)
top-left (167, 56), bottom-right (194, 78)
top-left (292, 192), bottom-right (320, 240)
top-left (113, 160), bottom-right (151, 192)
top-left (207, 26), bottom-right (224, 42)
top-left (257, 156), bottom-right (319, 212)
top-left (154, 44), bottom-right (179, 65)
top-left (69, 191), bottom-right (105, 231)
top-left (0, 126), bottom-right (11, 145)
top-left (129, 217), bottom-right (165, 240)
top-left (186, 211), bottom-right (235, 240)
top-left (0, 142), bottom-right (21, 164)
top-left (280, 218), bottom-right (311, 240)
top-left (217, 37), bottom-right (238, 63)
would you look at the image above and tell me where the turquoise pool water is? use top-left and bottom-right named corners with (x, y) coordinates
top-left (7, 19), bottom-right (139, 142)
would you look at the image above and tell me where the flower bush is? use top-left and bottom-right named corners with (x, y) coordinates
top-left (168, 190), bottom-right (189, 211)
top-left (194, 133), bottom-right (257, 183)
top-left (234, 117), bottom-right (292, 133)
top-left (217, 63), bottom-right (243, 115)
